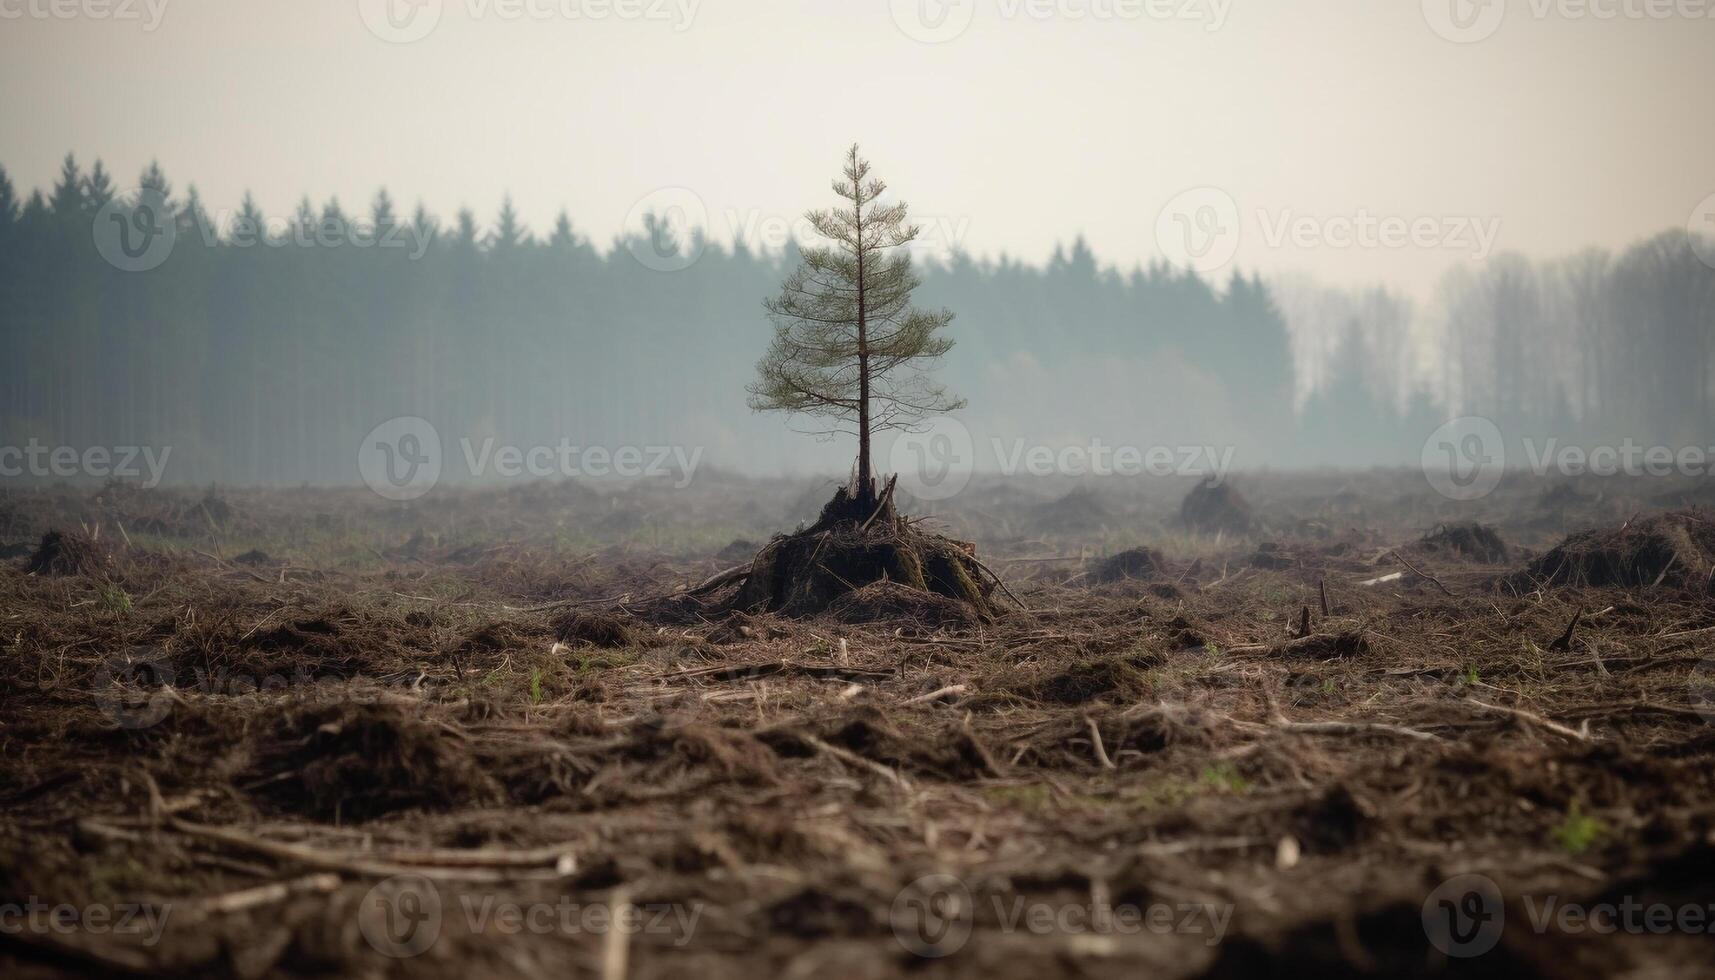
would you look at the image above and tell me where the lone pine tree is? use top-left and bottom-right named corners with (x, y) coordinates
top-left (748, 144), bottom-right (964, 511)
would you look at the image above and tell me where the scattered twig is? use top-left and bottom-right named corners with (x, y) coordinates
top-left (1549, 607), bottom-right (1584, 651)
top-left (1389, 550), bottom-right (1454, 596)
top-left (176, 873), bottom-right (342, 922)
top-left (800, 734), bottom-right (911, 790)
top-left (680, 564), bottom-right (750, 597)
top-left (1085, 716), bottom-right (1116, 769)
top-left (902, 684), bottom-right (967, 706)
top-left (160, 816), bottom-right (577, 881)
top-left (966, 551), bottom-right (1027, 611)
top-left (1464, 698), bottom-right (1590, 743)
top-left (860, 475), bottom-right (898, 532)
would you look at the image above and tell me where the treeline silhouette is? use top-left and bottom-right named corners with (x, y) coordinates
top-left (1, 154), bottom-right (1710, 485)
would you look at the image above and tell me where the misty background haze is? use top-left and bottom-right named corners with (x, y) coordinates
top-left (0, 1), bottom-right (1712, 485)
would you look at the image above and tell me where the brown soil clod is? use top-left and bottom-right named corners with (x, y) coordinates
top-left (24, 528), bottom-right (115, 577)
top-left (1181, 478), bottom-right (1254, 535)
top-left (827, 580), bottom-right (980, 627)
top-left (1017, 658), bottom-right (1143, 705)
top-left (1093, 546), bottom-right (1167, 583)
top-left (551, 609), bottom-right (633, 648)
top-left (1272, 630), bottom-right (1372, 660)
top-left (245, 700), bottom-right (503, 821)
top-left (1516, 511), bottom-right (1715, 591)
top-left (1418, 521), bottom-right (1510, 562)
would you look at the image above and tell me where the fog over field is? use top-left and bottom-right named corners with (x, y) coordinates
top-left (1, 1), bottom-right (1711, 488)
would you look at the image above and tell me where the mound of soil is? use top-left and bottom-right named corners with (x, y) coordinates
top-left (1181, 479), bottom-right (1253, 535)
top-left (764, 706), bottom-right (1000, 781)
top-left (1518, 511), bottom-right (1715, 591)
top-left (827, 580), bottom-right (979, 627)
top-left (1093, 546), bottom-right (1166, 583)
top-left (1032, 486), bottom-right (1114, 533)
top-left (1418, 522), bottom-right (1509, 562)
top-left (1271, 630), bottom-right (1372, 660)
top-left (551, 609), bottom-right (633, 648)
top-left (731, 484), bottom-right (995, 620)
top-left (1016, 658), bottom-right (1146, 705)
top-left (25, 529), bottom-right (114, 577)
top-left (246, 700), bottom-right (502, 821)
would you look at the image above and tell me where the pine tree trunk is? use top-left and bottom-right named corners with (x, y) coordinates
top-left (855, 210), bottom-right (872, 505)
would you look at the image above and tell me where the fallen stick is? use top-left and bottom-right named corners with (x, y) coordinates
top-left (164, 817), bottom-right (577, 881)
top-left (967, 552), bottom-right (1028, 611)
top-left (1464, 698), bottom-right (1590, 743)
top-left (1549, 608), bottom-right (1584, 651)
top-left (860, 475), bottom-right (898, 532)
top-left (602, 886), bottom-right (634, 980)
top-left (1264, 692), bottom-right (1438, 741)
top-left (681, 563), bottom-right (750, 597)
top-left (1268, 716), bottom-right (1440, 742)
top-left (177, 873), bottom-right (342, 921)
top-left (801, 734), bottom-right (911, 790)
top-left (902, 684), bottom-right (967, 706)
top-left (666, 661), bottom-right (892, 684)
top-left (1389, 550), bottom-right (1454, 596)
top-left (1085, 716), bottom-right (1117, 769)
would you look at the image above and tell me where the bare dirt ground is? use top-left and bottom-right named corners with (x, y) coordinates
top-left (3, 471), bottom-right (1715, 978)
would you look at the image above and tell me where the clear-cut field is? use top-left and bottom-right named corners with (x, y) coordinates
top-left (2, 472), bottom-right (1713, 978)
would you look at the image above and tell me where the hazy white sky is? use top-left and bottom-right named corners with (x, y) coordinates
top-left (3, 0), bottom-right (1711, 296)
